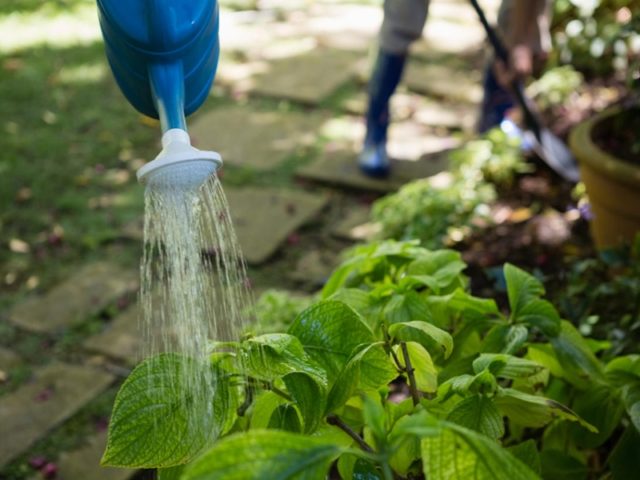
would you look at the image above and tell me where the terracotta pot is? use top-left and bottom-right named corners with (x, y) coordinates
top-left (569, 106), bottom-right (640, 249)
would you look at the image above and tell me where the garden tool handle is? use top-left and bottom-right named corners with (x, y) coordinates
top-left (467, 0), bottom-right (542, 140)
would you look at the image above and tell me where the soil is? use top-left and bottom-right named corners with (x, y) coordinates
top-left (591, 105), bottom-right (640, 165)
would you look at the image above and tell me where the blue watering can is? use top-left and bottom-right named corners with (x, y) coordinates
top-left (97, 0), bottom-right (222, 189)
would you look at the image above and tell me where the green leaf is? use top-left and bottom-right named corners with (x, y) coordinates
top-left (526, 344), bottom-right (564, 379)
top-left (406, 250), bottom-right (467, 293)
top-left (606, 355), bottom-right (640, 386)
top-left (362, 394), bottom-right (387, 448)
top-left (337, 454), bottom-right (382, 480)
top-left (427, 289), bottom-right (500, 328)
top-left (328, 289), bottom-right (371, 318)
top-left (606, 354), bottom-right (640, 377)
top-left (481, 324), bottom-right (529, 355)
top-left (494, 388), bottom-right (597, 432)
top-left (182, 430), bottom-right (345, 480)
top-left (506, 440), bottom-right (541, 476)
top-left (569, 385), bottom-right (625, 448)
top-left (550, 321), bottom-right (605, 387)
top-left (388, 321), bottom-right (453, 358)
top-left (326, 344), bottom-right (396, 413)
top-left (504, 263), bottom-right (545, 317)
top-left (446, 394), bottom-right (505, 439)
top-left (244, 334), bottom-right (326, 383)
top-left (609, 427), bottom-right (640, 480)
top-left (268, 404), bottom-right (302, 433)
top-left (384, 292), bottom-right (433, 325)
top-left (394, 342), bottom-right (438, 393)
top-left (420, 418), bottom-right (539, 480)
top-left (288, 301), bottom-right (374, 382)
top-left (158, 465), bottom-right (185, 480)
top-left (102, 354), bottom-right (227, 468)
top-left (516, 299), bottom-right (561, 337)
top-left (283, 372), bottom-right (326, 433)
top-left (539, 450), bottom-right (587, 480)
top-left (250, 391), bottom-right (287, 429)
top-left (621, 382), bottom-right (640, 433)
top-left (472, 353), bottom-right (544, 379)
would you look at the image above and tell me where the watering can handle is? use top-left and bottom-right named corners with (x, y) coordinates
top-left (146, 0), bottom-right (186, 132)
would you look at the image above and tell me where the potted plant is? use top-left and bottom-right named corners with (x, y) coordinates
top-left (569, 102), bottom-right (640, 248)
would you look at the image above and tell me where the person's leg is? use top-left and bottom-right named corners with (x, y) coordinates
top-left (478, 0), bottom-right (552, 133)
top-left (478, 64), bottom-right (514, 133)
top-left (360, 0), bottom-right (429, 177)
top-left (478, 0), bottom-right (514, 133)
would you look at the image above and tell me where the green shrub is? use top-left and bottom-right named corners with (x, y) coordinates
top-left (372, 129), bottom-right (527, 248)
top-left (101, 240), bottom-right (640, 479)
top-left (552, 0), bottom-right (640, 83)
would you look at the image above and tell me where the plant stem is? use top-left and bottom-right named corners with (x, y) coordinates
top-left (237, 385), bottom-right (254, 417)
top-left (326, 414), bottom-right (374, 453)
top-left (247, 377), bottom-right (294, 402)
top-left (384, 328), bottom-right (405, 373)
top-left (270, 385), bottom-right (293, 402)
top-left (381, 460), bottom-right (394, 480)
top-left (401, 342), bottom-right (420, 406)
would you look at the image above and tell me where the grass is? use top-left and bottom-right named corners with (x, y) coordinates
top-left (0, 3), bottom-right (358, 477)
top-left (0, 36), bottom-right (155, 306)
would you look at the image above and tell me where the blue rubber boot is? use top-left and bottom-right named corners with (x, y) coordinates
top-left (359, 50), bottom-right (407, 178)
top-left (478, 62), bottom-right (514, 133)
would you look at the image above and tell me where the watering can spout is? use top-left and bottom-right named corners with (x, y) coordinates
top-left (137, 129), bottom-right (221, 189)
top-left (97, 0), bottom-right (222, 186)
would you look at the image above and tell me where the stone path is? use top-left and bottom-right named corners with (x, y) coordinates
top-left (190, 105), bottom-right (325, 171)
top-left (0, 1), bottom-right (498, 478)
top-left (297, 147), bottom-right (451, 193)
top-left (0, 363), bottom-right (114, 466)
top-left (84, 306), bottom-right (140, 366)
top-left (48, 432), bottom-right (134, 480)
top-left (9, 263), bottom-right (137, 334)
top-left (223, 187), bottom-right (330, 265)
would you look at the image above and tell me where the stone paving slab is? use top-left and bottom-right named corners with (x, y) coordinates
top-left (120, 186), bottom-right (330, 266)
top-left (289, 249), bottom-right (339, 287)
top-left (387, 122), bottom-right (461, 162)
top-left (215, 187), bottom-right (329, 265)
top-left (336, 91), bottom-right (425, 123)
top-left (84, 306), bottom-right (140, 366)
top-left (296, 147), bottom-right (450, 194)
top-left (9, 263), bottom-right (138, 334)
top-left (52, 431), bottom-right (135, 480)
top-left (250, 49), bottom-right (362, 104)
top-left (412, 99), bottom-right (477, 132)
top-left (190, 105), bottom-right (324, 171)
top-left (0, 362), bottom-right (114, 466)
top-left (404, 62), bottom-right (483, 104)
top-left (331, 205), bottom-right (381, 242)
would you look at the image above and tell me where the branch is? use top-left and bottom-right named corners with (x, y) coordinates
top-left (400, 342), bottom-right (420, 406)
top-left (237, 385), bottom-right (254, 417)
top-left (384, 328), bottom-right (405, 373)
top-left (326, 414), bottom-right (374, 453)
top-left (247, 377), bottom-right (294, 402)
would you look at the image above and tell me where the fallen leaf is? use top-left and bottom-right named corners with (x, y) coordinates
top-left (15, 187), bottom-right (32, 202)
top-left (26, 276), bottom-right (39, 290)
top-left (509, 207), bottom-right (533, 223)
top-left (9, 238), bottom-right (30, 254)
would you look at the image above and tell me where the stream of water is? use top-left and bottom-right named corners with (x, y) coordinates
top-left (140, 170), bottom-right (251, 432)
